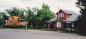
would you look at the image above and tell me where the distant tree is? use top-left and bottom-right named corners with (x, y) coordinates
top-left (0, 12), bottom-right (4, 20)
top-left (4, 4), bottom-right (55, 29)
top-left (18, 8), bottom-right (26, 18)
top-left (76, 0), bottom-right (86, 34)
top-left (26, 8), bottom-right (33, 22)
top-left (37, 3), bottom-right (54, 21)
top-left (36, 3), bottom-right (55, 28)
top-left (5, 7), bottom-right (24, 16)
top-left (0, 12), bottom-right (5, 27)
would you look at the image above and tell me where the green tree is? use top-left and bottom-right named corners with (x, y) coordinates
top-left (0, 12), bottom-right (5, 27)
top-left (4, 4), bottom-right (55, 29)
top-left (26, 8), bottom-right (33, 22)
top-left (5, 7), bottom-right (27, 19)
top-left (76, 0), bottom-right (86, 34)
top-left (37, 3), bottom-right (54, 21)
top-left (23, 8), bottom-right (34, 28)
top-left (36, 3), bottom-right (54, 28)
top-left (18, 8), bottom-right (26, 18)
top-left (5, 7), bottom-right (24, 16)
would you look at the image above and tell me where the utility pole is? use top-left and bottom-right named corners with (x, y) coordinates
top-left (57, 8), bottom-right (60, 28)
top-left (32, 8), bottom-right (37, 29)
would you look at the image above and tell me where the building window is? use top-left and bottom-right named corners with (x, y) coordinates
top-left (58, 13), bottom-right (64, 17)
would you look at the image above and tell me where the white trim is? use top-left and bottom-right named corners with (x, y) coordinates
top-left (66, 22), bottom-right (71, 23)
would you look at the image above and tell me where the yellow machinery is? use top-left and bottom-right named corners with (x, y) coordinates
top-left (5, 16), bottom-right (27, 26)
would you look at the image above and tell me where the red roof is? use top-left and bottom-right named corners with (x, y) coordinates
top-left (56, 9), bottom-right (76, 15)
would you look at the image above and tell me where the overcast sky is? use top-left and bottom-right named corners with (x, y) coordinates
top-left (0, 0), bottom-right (80, 13)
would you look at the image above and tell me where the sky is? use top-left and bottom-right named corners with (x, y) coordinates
top-left (0, 0), bottom-right (80, 13)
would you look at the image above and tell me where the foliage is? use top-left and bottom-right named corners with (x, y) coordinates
top-left (0, 12), bottom-right (5, 26)
top-left (37, 3), bottom-right (54, 21)
top-left (36, 3), bottom-right (54, 28)
top-left (5, 7), bottom-right (20, 16)
top-left (76, 0), bottom-right (86, 34)
top-left (4, 3), bottom-right (55, 29)
top-left (76, 0), bottom-right (86, 14)
top-left (26, 8), bottom-right (33, 22)
top-left (0, 12), bottom-right (4, 21)
top-left (5, 7), bottom-right (26, 17)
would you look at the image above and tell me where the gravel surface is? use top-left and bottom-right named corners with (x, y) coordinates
top-left (0, 29), bottom-right (85, 39)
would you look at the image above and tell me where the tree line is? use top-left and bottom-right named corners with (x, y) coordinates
top-left (76, 0), bottom-right (86, 35)
top-left (0, 3), bottom-right (55, 29)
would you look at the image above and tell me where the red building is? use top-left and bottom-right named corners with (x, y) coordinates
top-left (56, 9), bottom-right (81, 31)
top-left (46, 9), bottom-right (81, 31)
top-left (56, 9), bottom-right (72, 21)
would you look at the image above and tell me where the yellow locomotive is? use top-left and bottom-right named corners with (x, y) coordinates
top-left (5, 16), bottom-right (27, 26)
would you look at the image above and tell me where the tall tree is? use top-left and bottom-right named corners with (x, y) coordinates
top-left (0, 12), bottom-right (6, 27)
top-left (37, 3), bottom-right (54, 21)
top-left (5, 7), bottom-right (24, 16)
top-left (26, 8), bottom-right (33, 22)
top-left (36, 3), bottom-right (54, 28)
top-left (76, 0), bottom-right (86, 34)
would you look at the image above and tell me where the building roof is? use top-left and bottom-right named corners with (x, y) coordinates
top-left (62, 10), bottom-right (81, 22)
top-left (47, 9), bottom-right (81, 22)
top-left (45, 18), bottom-right (57, 23)
top-left (57, 9), bottom-right (81, 15)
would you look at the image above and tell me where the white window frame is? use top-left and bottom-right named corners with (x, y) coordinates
top-left (58, 13), bottom-right (64, 17)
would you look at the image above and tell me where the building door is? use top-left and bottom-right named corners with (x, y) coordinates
top-left (66, 22), bottom-right (72, 28)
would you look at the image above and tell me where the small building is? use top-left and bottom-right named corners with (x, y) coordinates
top-left (56, 9), bottom-right (81, 31)
top-left (45, 18), bottom-right (57, 30)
